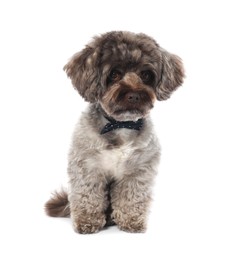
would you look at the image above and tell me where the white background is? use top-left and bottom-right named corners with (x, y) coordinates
top-left (0, 0), bottom-right (233, 259)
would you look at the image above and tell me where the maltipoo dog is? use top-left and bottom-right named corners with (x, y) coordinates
top-left (45, 31), bottom-right (184, 234)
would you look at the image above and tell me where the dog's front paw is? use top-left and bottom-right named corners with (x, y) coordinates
top-left (118, 220), bottom-right (146, 233)
top-left (74, 221), bottom-right (104, 234)
top-left (112, 210), bottom-right (146, 233)
top-left (72, 213), bottom-right (106, 234)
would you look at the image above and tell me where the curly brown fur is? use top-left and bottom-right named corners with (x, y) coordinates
top-left (45, 31), bottom-right (184, 234)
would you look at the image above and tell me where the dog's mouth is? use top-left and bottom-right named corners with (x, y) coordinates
top-left (100, 84), bottom-right (155, 121)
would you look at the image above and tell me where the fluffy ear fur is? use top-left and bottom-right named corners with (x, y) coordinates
top-left (156, 49), bottom-right (185, 101)
top-left (64, 44), bottom-right (101, 102)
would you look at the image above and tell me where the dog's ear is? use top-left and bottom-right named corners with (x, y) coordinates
top-left (64, 45), bottom-right (100, 102)
top-left (156, 49), bottom-right (185, 101)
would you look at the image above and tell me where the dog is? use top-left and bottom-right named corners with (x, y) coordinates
top-left (45, 31), bottom-right (184, 234)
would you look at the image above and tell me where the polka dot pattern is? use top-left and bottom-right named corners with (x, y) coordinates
top-left (100, 117), bottom-right (143, 135)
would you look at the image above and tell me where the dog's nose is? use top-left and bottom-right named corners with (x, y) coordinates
top-left (126, 92), bottom-right (140, 103)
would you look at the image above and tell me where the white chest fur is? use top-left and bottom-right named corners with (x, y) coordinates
top-left (98, 142), bottom-right (134, 179)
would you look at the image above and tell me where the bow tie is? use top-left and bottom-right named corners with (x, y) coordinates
top-left (100, 116), bottom-right (144, 135)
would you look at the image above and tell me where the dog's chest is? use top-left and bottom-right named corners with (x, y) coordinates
top-left (99, 142), bottom-right (135, 178)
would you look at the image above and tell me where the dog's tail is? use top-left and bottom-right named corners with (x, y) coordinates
top-left (45, 189), bottom-right (70, 217)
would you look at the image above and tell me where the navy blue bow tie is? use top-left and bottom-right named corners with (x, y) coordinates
top-left (100, 116), bottom-right (144, 135)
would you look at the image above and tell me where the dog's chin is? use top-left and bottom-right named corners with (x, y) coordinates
top-left (109, 109), bottom-right (150, 122)
top-left (99, 102), bottom-right (152, 121)
top-left (111, 111), bottom-right (141, 121)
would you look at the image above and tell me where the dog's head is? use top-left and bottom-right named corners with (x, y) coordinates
top-left (64, 31), bottom-right (184, 121)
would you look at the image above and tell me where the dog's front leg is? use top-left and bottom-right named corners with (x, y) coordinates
top-left (111, 172), bottom-right (154, 233)
top-left (68, 170), bottom-right (108, 234)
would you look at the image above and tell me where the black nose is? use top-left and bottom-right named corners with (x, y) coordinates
top-left (126, 92), bottom-right (140, 103)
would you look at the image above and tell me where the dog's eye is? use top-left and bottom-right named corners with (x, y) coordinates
top-left (109, 70), bottom-right (122, 82)
top-left (140, 70), bottom-right (154, 84)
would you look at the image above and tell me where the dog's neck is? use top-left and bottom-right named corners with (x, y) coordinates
top-left (100, 116), bottom-right (143, 135)
top-left (93, 104), bottom-right (144, 135)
